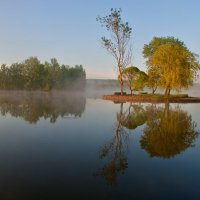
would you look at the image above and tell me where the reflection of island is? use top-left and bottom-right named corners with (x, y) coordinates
top-left (140, 103), bottom-right (199, 158)
top-left (0, 91), bottom-right (86, 123)
top-left (97, 103), bottom-right (146, 185)
top-left (97, 102), bottom-right (199, 184)
top-left (119, 103), bottom-right (147, 130)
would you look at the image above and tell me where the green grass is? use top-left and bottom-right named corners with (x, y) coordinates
top-left (126, 93), bottom-right (189, 98)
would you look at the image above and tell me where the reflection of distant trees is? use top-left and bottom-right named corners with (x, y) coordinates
top-left (0, 91), bottom-right (86, 123)
top-left (140, 103), bottom-right (199, 158)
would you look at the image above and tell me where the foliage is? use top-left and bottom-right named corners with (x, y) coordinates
top-left (0, 57), bottom-right (86, 90)
top-left (143, 36), bottom-right (200, 96)
top-left (122, 66), bottom-right (147, 94)
top-left (122, 66), bottom-right (139, 94)
top-left (97, 8), bottom-right (132, 94)
top-left (132, 71), bottom-right (148, 91)
top-left (143, 36), bottom-right (185, 59)
top-left (147, 67), bottom-right (159, 94)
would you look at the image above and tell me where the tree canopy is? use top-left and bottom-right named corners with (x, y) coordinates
top-left (122, 66), bottom-right (139, 94)
top-left (0, 57), bottom-right (86, 90)
top-left (122, 66), bottom-right (148, 94)
top-left (143, 36), bottom-right (199, 96)
top-left (132, 71), bottom-right (148, 91)
top-left (143, 36), bottom-right (185, 59)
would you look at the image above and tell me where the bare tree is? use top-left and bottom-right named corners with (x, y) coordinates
top-left (97, 8), bottom-right (132, 95)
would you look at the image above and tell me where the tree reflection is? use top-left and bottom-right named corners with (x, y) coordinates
top-left (97, 102), bottom-right (199, 184)
top-left (140, 103), bottom-right (199, 158)
top-left (119, 103), bottom-right (147, 130)
top-left (0, 91), bottom-right (86, 123)
top-left (97, 102), bottom-right (146, 184)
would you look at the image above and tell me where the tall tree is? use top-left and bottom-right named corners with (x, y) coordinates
top-left (143, 37), bottom-right (199, 96)
top-left (97, 8), bottom-right (132, 95)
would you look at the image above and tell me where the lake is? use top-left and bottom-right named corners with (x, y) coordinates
top-left (0, 90), bottom-right (200, 200)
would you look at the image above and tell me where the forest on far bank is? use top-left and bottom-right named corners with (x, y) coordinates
top-left (0, 57), bottom-right (86, 90)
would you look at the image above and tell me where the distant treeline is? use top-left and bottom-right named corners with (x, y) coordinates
top-left (0, 57), bottom-right (86, 90)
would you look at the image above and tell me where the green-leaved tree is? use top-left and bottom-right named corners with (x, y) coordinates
top-left (132, 71), bottom-right (148, 92)
top-left (122, 66), bottom-right (139, 94)
top-left (122, 66), bottom-right (147, 94)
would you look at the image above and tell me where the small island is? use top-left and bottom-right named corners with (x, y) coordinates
top-left (102, 93), bottom-right (200, 103)
top-left (97, 9), bottom-right (200, 103)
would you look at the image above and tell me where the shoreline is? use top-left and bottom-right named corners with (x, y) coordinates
top-left (102, 95), bottom-right (200, 103)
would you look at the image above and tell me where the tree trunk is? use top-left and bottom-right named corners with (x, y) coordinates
top-left (120, 80), bottom-right (124, 95)
top-left (152, 85), bottom-right (157, 94)
top-left (164, 86), bottom-right (170, 97)
top-left (129, 81), bottom-right (132, 95)
top-left (164, 87), bottom-right (168, 97)
top-left (119, 68), bottom-right (124, 95)
top-left (167, 88), bottom-right (171, 96)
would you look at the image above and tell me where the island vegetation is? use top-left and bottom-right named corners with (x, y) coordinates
top-left (98, 9), bottom-right (200, 102)
top-left (0, 57), bottom-right (86, 91)
top-left (143, 36), bottom-right (199, 96)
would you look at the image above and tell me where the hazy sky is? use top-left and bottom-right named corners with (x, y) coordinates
top-left (0, 0), bottom-right (199, 79)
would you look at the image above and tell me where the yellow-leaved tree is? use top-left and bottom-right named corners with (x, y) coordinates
top-left (143, 37), bottom-right (199, 96)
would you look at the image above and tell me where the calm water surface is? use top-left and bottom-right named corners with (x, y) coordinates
top-left (0, 91), bottom-right (200, 200)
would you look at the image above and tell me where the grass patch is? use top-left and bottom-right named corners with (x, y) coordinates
top-left (127, 93), bottom-right (189, 98)
top-left (103, 93), bottom-right (200, 103)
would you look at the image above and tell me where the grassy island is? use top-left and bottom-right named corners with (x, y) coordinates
top-left (102, 93), bottom-right (200, 103)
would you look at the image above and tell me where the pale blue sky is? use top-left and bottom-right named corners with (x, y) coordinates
top-left (0, 0), bottom-right (199, 79)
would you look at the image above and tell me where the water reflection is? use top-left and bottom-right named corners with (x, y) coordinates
top-left (0, 91), bottom-right (86, 123)
top-left (97, 103), bottom-right (146, 184)
top-left (140, 103), bottom-right (199, 158)
top-left (119, 103), bottom-right (147, 130)
top-left (98, 102), bottom-right (199, 184)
